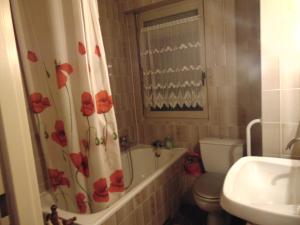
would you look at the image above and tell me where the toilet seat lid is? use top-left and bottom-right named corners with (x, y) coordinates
top-left (193, 173), bottom-right (225, 200)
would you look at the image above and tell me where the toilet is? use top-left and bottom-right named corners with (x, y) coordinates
top-left (192, 138), bottom-right (244, 225)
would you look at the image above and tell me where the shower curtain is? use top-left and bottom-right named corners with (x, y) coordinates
top-left (11, 0), bottom-right (124, 214)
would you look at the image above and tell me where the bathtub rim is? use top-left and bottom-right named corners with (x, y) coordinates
top-left (40, 146), bottom-right (187, 225)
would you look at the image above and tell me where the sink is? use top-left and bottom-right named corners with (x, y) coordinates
top-left (221, 156), bottom-right (300, 225)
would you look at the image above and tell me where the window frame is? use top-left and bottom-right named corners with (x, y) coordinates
top-left (136, 0), bottom-right (208, 119)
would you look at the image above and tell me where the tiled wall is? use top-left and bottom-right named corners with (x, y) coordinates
top-left (33, 0), bottom-right (262, 192)
top-left (123, 0), bottom-right (261, 152)
top-left (101, 156), bottom-right (184, 225)
top-left (98, 0), bottom-right (138, 144)
top-left (261, 0), bottom-right (300, 158)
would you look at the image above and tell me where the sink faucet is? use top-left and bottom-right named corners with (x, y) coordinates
top-left (285, 137), bottom-right (300, 150)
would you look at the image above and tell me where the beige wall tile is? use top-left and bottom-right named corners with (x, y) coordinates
top-left (262, 123), bottom-right (281, 157)
top-left (218, 86), bottom-right (238, 108)
top-left (119, 212), bottom-right (136, 225)
top-left (142, 198), bottom-right (151, 225)
top-left (102, 215), bottom-right (117, 225)
top-left (133, 207), bottom-right (145, 225)
top-left (116, 200), bottom-right (134, 224)
top-left (149, 194), bottom-right (156, 218)
top-left (261, 56), bottom-right (280, 91)
top-left (228, 126), bottom-right (242, 139)
top-left (262, 91), bottom-right (280, 123)
top-left (261, 0), bottom-right (300, 159)
top-left (280, 90), bottom-right (300, 123)
top-left (208, 125), bottom-right (220, 137)
top-left (280, 54), bottom-right (300, 89)
top-left (219, 106), bottom-right (239, 126)
top-left (99, 0), bottom-right (139, 145)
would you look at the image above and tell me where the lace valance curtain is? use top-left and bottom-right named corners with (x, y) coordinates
top-left (140, 15), bottom-right (205, 111)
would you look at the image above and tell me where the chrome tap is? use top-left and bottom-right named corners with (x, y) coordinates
top-left (119, 135), bottom-right (134, 151)
top-left (45, 205), bottom-right (76, 225)
top-left (285, 137), bottom-right (300, 150)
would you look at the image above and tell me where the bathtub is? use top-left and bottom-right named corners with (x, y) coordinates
top-left (41, 146), bottom-right (187, 225)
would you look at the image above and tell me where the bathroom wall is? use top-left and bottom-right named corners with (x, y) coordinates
top-left (261, 0), bottom-right (300, 158)
top-left (98, 0), bottom-right (139, 144)
top-left (122, 0), bottom-right (261, 152)
top-left (32, 0), bottom-right (262, 191)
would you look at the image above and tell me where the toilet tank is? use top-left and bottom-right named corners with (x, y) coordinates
top-left (200, 138), bottom-right (244, 174)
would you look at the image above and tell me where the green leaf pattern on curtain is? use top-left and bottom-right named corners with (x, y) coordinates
top-left (12, 0), bottom-right (124, 214)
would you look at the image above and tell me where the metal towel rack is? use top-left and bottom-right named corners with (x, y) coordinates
top-left (246, 119), bottom-right (261, 156)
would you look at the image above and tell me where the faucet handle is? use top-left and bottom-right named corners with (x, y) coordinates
top-left (119, 135), bottom-right (130, 150)
top-left (119, 135), bottom-right (128, 142)
top-left (152, 140), bottom-right (163, 148)
top-left (45, 204), bottom-right (77, 225)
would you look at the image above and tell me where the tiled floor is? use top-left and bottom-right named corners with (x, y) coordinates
top-left (170, 204), bottom-right (246, 225)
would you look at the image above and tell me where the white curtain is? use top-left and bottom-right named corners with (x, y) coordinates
top-left (140, 16), bottom-right (205, 111)
top-left (11, 0), bottom-right (124, 214)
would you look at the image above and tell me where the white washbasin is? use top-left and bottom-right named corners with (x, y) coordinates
top-left (221, 156), bottom-right (300, 225)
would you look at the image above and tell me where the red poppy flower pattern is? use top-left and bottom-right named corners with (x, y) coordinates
top-left (30, 92), bottom-right (50, 113)
top-left (78, 42), bottom-right (86, 55)
top-left (26, 41), bottom-right (123, 207)
top-left (93, 178), bottom-right (109, 202)
top-left (27, 50), bottom-right (38, 62)
top-left (48, 169), bottom-right (70, 191)
top-left (81, 92), bottom-right (95, 116)
top-left (95, 90), bottom-right (113, 114)
top-left (95, 45), bottom-right (101, 57)
top-left (70, 152), bottom-right (89, 177)
top-left (109, 170), bottom-right (125, 192)
top-left (51, 120), bottom-right (67, 147)
top-left (76, 192), bottom-right (87, 213)
top-left (55, 63), bottom-right (73, 89)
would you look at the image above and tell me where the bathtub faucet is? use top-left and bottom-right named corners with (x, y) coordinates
top-left (152, 140), bottom-right (163, 148)
top-left (119, 135), bottom-right (133, 151)
top-left (45, 204), bottom-right (77, 225)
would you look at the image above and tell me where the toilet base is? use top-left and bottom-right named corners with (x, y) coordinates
top-left (207, 211), bottom-right (229, 225)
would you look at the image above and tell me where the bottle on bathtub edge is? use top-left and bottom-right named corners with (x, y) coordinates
top-left (164, 136), bottom-right (174, 149)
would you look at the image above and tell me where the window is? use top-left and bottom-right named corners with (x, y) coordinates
top-left (137, 0), bottom-right (208, 119)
